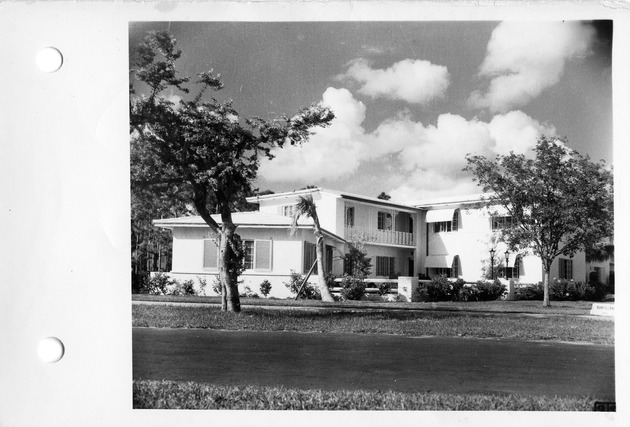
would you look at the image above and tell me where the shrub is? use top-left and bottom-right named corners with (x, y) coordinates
top-left (458, 284), bottom-right (480, 302)
top-left (259, 280), bottom-right (272, 298)
top-left (339, 275), bottom-right (366, 301)
top-left (168, 279), bottom-right (194, 296)
top-left (475, 280), bottom-right (507, 301)
top-left (550, 279), bottom-right (607, 302)
top-left (450, 279), bottom-right (466, 300)
top-left (183, 279), bottom-right (196, 295)
top-left (239, 286), bottom-right (259, 298)
top-left (516, 279), bottom-right (607, 302)
top-left (343, 243), bottom-right (372, 279)
top-left (424, 275), bottom-right (452, 302)
top-left (147, 272), bottom-right (172, 295)
top-left (284, 270), bottom-right (320, 300)
top-left (515, 283), bottom-right (544, 300)
top-left (196, 276), bottom-right (208, 295)
top-left (211, 277), bottom-right (222, 295)
top-left (377, 282), bottom-right (391, 296)
top-left (132, 271), bottom-right (150, 294)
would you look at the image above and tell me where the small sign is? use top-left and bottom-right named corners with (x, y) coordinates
top-left (590, 303), bottom-right (614, 317)
top-left (593, 401), bottom-right (616, 412)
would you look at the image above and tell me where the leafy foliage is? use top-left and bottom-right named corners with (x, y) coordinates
top-left (284, 270), bottom-right (321, 300)
top-left (377, 282), bottom-right (392, 296)
top-left (290, 194), bottom-right (336, 302)
top-left (129, 31), bottom-right (334, 311)
top-left (239, 286), bottom-right (259, 298)
top-left (141, 273), bottom-right (202, 296)
top-left (517, 280), bottom-right (606, 302)
top-left (343, 242), bottom-right (372, 279)
top-left (585, 242), bottom-right (614, 262)
top-left (419, 276), bottom-right (505, 302)
top-left (475, 280), bottom-right (507, 301)
top-left (259, 280), bottom-right (273, 298)
top-left (465, 136), bottom-right (613, 306)
top-left (338, 275), bottom-right (367, 301)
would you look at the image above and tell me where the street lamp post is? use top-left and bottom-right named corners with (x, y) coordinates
top-left (489, 248), bottom-right (496, 281)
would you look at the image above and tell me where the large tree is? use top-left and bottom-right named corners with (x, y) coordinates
top-left (130, 31), bottom-right (334, 312)
top-left (465, 136), bottom-right (613, 307)
top-left (290, 194), bottom-right (335, 302)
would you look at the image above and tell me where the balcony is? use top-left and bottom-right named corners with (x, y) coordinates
top-left (345, 226), bottom-right (415, 247)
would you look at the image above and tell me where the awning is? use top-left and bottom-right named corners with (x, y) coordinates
top-left (425, 208), bottom-right (456, 223)
top-left (424, 254), bottom-right (455, 268)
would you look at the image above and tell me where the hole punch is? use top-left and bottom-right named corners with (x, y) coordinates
top-left (35, 47), bottom-right (63, 73)
top-left (37, 337), bottom-right (65, 363)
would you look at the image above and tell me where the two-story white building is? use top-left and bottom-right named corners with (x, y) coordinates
top-left (153, 187), bottom-right (590, 298)
top-left (415, 194), bottom-right (585, 285)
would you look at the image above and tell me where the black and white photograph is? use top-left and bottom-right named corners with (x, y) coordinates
top-left (2, 2), bottom-right (628, 426)
top-left (129, 20), bottom-right (615, 411)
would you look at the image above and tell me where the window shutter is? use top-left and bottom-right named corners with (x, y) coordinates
top-left (203, 240), bottom-right (218, 269)
top-left (255, 240), bottom-right (272, 270)
top-left (303, 242), bottom-right (317, 274)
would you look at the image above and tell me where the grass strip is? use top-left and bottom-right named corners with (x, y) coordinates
top-left (132, 294), bottom-right (602, 315)
top-left (133, 379), bottom-right (595, 410)
top-left (132, 304), bottom-right (613, 345)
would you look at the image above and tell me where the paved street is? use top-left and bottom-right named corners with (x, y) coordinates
top-left (133, 327), bottom-right (615, 399)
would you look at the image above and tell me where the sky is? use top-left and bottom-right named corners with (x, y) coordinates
top-left (129, 21), bottom-right (613, 203)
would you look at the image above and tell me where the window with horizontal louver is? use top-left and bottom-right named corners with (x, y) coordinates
top-left (203, 239), bottom-right (218, 269)
top-left (254, 240), bottom-right (272, 270)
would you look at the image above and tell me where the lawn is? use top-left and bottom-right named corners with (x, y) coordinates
top-left (133, 380), bottom-right (597, 410)
top-left (132, 301), bottom-right (614, 345)
top-left (132, 293), bottom-right (603, 315)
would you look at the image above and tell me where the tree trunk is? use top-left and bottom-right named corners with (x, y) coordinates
top-left (219, 222), bottom-right (241, 312)
top-left (315, 234), bottom-right (335, 302)
top-left (542, 260), bottom-right (551, 307)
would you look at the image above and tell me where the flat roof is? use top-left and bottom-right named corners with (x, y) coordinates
top-left (153, 211), bottom-right (346, 243)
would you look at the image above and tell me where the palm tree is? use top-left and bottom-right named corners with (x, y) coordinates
top-left (291, 194), bottom-right (335, 302)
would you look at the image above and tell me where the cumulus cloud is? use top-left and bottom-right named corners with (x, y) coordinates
top-left (389, 170), bottom-right (481, 203)
top-left (260, 88), bottom-right (556, 202)
top-left (341, 58), bottom-right (450, 104)
top-left (468, 21), bottom-right (595, 112)
top-left (258, 88), bottom-right (367, 181)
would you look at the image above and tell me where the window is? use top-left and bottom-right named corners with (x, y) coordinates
top-left (408, 217), bottom-right (414, 234)
top-left (303, 242), bottom-right (318, 274)
top-left (243, 240), bottom-right (254, 270)
top-left (254, 240), bottom-right (272, 270)
top-left (559, 258), bottom-right (573, 280)
top-left (203, 239), bottom-right (219, 269)
top-left (345, 206), bottom-right (355, 227)
top-left (491, 216), bottom-right (513, 230)
top-left (433, 221), bottom-right (452, 233)
top-left (376, 256), bottom-right (395, 277)
top-left (452, 210), bottom-right (459, 231)
top-left (377, 212), bottom-right (392, 230)
top-left (241, 239), bottom-right (272, 271)
top-left (282, 205), bottom-right (296, 217)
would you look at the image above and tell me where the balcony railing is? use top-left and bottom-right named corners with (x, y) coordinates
top-left (345, 226), bottom-right (414, 246)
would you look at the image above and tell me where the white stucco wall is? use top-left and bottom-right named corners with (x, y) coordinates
top-left (420, 205), bottom-right (588, 284)
top-left (168, 225), bottom-right (345, 298)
